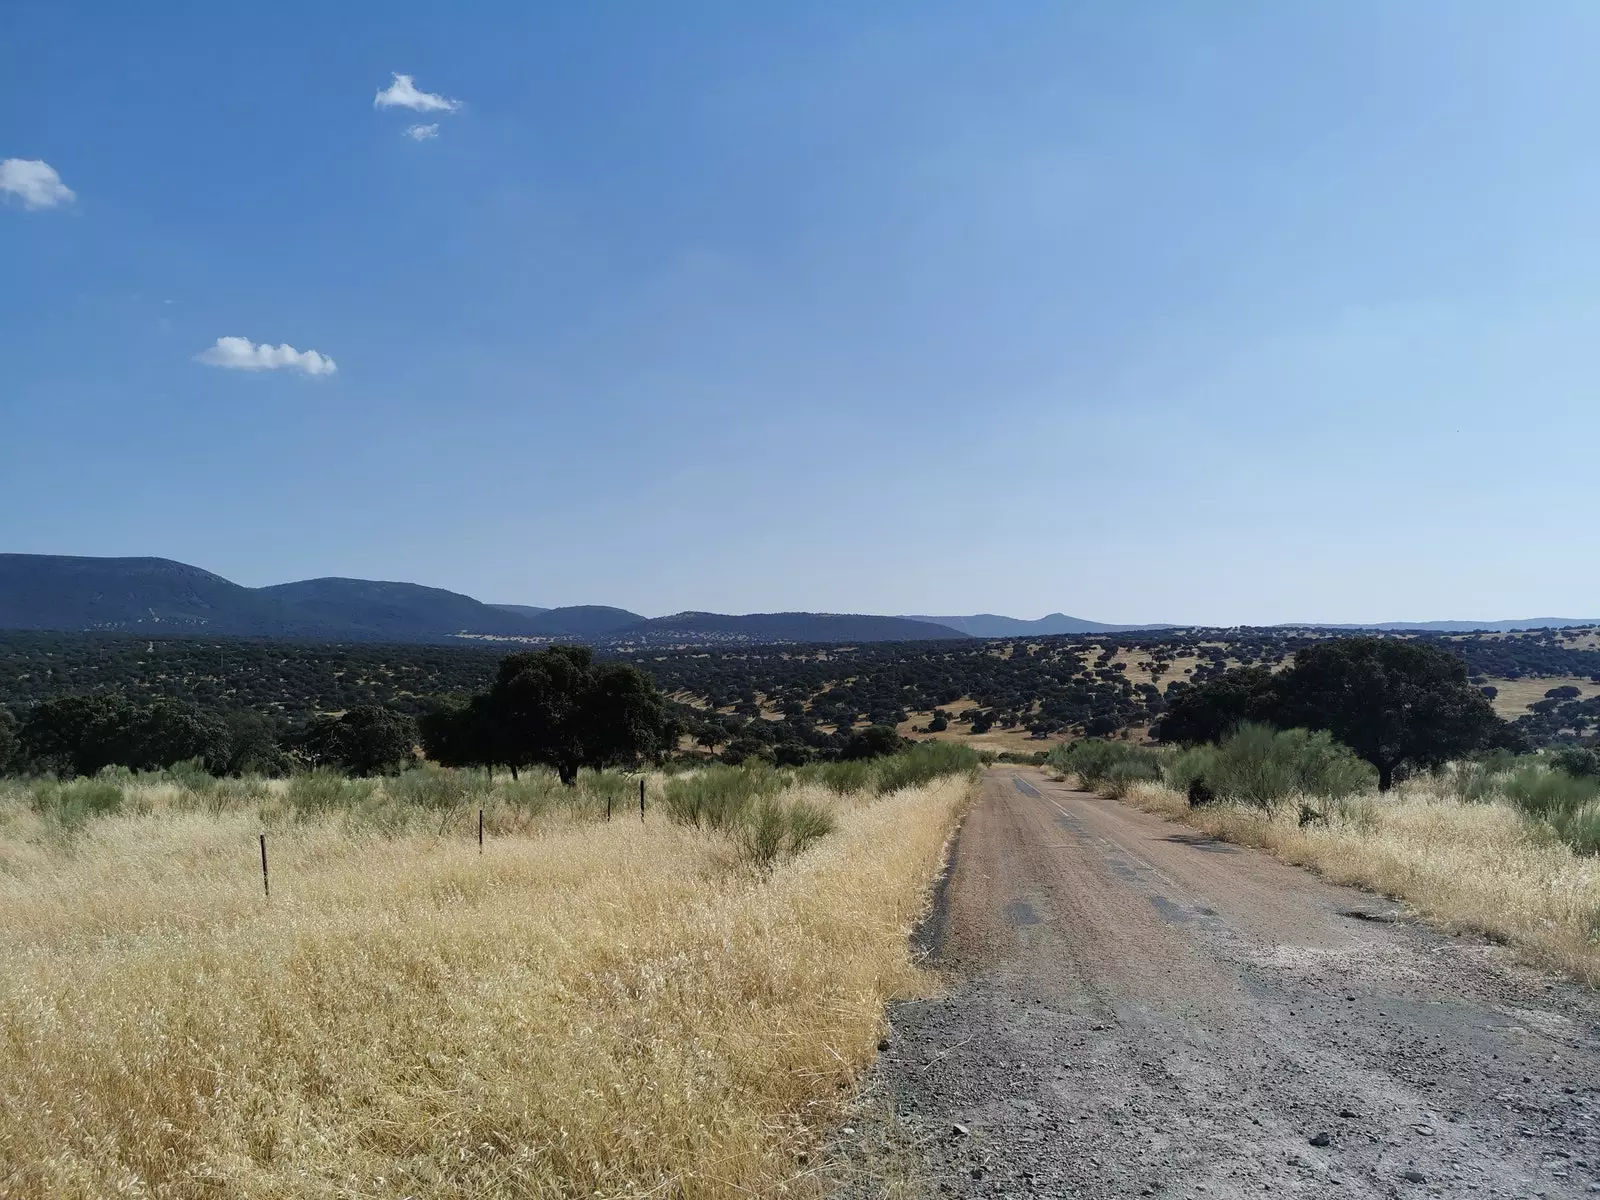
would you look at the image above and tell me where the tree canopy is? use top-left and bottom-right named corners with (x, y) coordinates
top-left (1155, 637), bottom-right (1514, 789)
top-left (292, 705), bottom-right (419, 776)
top-left (419, 646), bottom-right (670, 783)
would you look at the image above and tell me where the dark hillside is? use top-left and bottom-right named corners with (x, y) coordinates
top-left (0, 554), bottom-right (287, 634)
top-left (258, 578), bottom-right (546, 639)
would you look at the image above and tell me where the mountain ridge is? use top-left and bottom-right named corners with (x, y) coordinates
top-left (0, 555), bottom-right (964, 645)
top-left (3, 555), bottom-right (1593, 644)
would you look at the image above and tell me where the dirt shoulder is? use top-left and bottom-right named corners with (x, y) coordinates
top-left (862, 768), bottom-right (1600, 1198)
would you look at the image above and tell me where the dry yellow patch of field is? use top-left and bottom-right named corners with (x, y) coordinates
top-left (1118, 780), bottom-right (1600, 986)
top-left (1481, 675), bottom-right (1596, 719)
top-left (0, 775), bottom-right (974, 1198)
top-left (895, 701), bottom-right (1065, 754)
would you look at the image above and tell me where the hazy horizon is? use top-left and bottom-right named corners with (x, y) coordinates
top-left (5, 3), bottom-right (1599, 624)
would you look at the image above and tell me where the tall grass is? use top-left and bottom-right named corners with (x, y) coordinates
top-left (0, 767), bottom-right (977, 1197)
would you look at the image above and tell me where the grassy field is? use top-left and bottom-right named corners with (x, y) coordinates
top-left (1483, 674), bottom-right (1596, 720)
top-left (0, 759), bottom-right (976, 1198)
top-left (1110, 776), bottom-right (1600, 986)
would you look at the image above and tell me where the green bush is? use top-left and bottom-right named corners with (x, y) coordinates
top-left (385, 765), bottom-right (486, 811)
top-left (1102, 756), bottom-right (1162, 798)
top-left (1548, 802), bottom-right (1600, 856)
top-left (1504, 765), bottom-right (1600, 821)
top-left (498, 768), bottom-right (568, 814)
top-left (799, 759), bottom-right (874, 796)
top-left (1047, 739), bottom-right (1161, 790)
top-left (734, 795), bottom-right (836, 869)
top-left (663, 765), bottom-right (787, 830)
top-left (1551, 746), bottom-right (1600, 779)
top-left (1503, 765), bottom-right (1600, 855)
top-left (285, 769), bottom-right (377, 815)
top-left (29, 775), bottom-right (125, 826)
top-left (1446, 750), bottom-right (1525, 804)
top-left (1163, 745), bottom-right (1218, 795)
top-left (871, 741), bottom-right (980, 794)
top-left (1171, 724), bottom-right (1375, 810)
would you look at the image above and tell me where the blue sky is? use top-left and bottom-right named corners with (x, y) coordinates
top-left (3, 2), bottom-right (1598, 625)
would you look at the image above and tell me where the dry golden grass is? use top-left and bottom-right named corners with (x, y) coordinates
top-left (1119, 779), bottom-right (1600, 986)
top-left (1481, 675), bottom-right (1596, 719)
top-left (0, 773), bottom-right (974, 1198)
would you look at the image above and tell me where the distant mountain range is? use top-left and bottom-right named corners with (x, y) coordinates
top-left (904, 613), bottom-right (1177, 637)
top-left (1285, 619), bottom-right (1597, 633)
top-left (1, 555), bottom-right (1592, 646)
top-left (0, 555), bottom-right (965, 645)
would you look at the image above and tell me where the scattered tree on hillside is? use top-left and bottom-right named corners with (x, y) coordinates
top-left (1276, 638), bottom-right (1513, 790)
top-left (16, 695), bottom-right (232, 777)
top-left (294, 705), bottom-right (418, 775)
top-left (1159, 639), bottom-right (1514, 791)
top-left (0, 708), bottom-right (18, 774)
top-left (840, 724), bottom-right (904, 761)
top-left (422, 647), bottom-right (670, 783)
top-left (1153, 667), bottom-right (1280, 746)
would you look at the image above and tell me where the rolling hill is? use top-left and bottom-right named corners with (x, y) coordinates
top-left (0, 555), bottom-right (963, 645)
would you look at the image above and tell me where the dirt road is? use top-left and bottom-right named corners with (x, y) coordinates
top-left (870, 768), bottom-right (1600, 1197)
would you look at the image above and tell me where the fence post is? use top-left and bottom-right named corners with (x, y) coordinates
top-left (640, 777), bottom-right (646, 823)
top-left (478, 807), bottom-right (484, 853)
top-left (259, 833), bottom-right (269, 899)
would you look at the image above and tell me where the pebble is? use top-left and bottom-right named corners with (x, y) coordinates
top-left (1400, 1169), bottom-right (1428, 1184)
top-left (952, 1123), bottom-right (970, 1138)
top-left (1309, 1132), bottom-right (1332, 1147)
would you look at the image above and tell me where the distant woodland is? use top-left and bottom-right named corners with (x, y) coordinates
top-left (2, 626), bottom-right (1597, 750)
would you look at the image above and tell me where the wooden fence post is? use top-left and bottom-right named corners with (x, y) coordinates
top-left (640, 777), bottom-right (646, 823)
top-left (259, 833), bottom-right (269, 899)
top-left (478, 807), bottom-right (484, 853)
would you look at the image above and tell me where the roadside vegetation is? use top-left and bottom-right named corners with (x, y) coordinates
top-left (0, 747), bottom-right (979, 1198)
top-left (1049, 721), bottom-right (1600, 983)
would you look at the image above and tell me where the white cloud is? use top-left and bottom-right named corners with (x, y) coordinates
top-left (0, 159), bottom-right (75, 209)
top-left (404, 123), bottom-right (440, 141)
top-left (374, 73), bottom-right (460, 113)
top-left (195, 336), bottom-right (337, 377)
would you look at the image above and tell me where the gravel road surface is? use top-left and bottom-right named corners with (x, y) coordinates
top-left (868, 768), bottom-right (1600, 1198)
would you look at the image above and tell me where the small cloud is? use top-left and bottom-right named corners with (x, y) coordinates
top-left (0, 159), bottom-right (76, 209)
top-left (195, 336), bottom-right (337, 377)
top-left (404, 123), bottom-right (440, 141)
top-left (374, 73), bottom-right (460, 113)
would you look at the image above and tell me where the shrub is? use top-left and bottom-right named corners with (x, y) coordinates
top-left (799, 759), bottom-right (875, 796)
top-left (663, 765), bottom-right (786, 830)
top-left (1163, 745), bottom-right (1218, 796)
top-left (1551, 746), bottom-right (1600, 779)
top-left (733, 795), bottom-right (836, 869)
top-left (871, 741), bottom-right (980, 794)
top-left (385, 765), bottom-right (485, 811)
top-left (285, 770), bottom-right (377, 815)
top-left (1504, 765), bottom-right (1600, 821)
top-left (29, 776), bottom-right (124, 826)
top-left (1173, 724), bottom-right (1375, 810)
top-left (1046, 739), bottom-right (1159, 789)
top-left (1101, 757), bottom-right (1161, 798)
